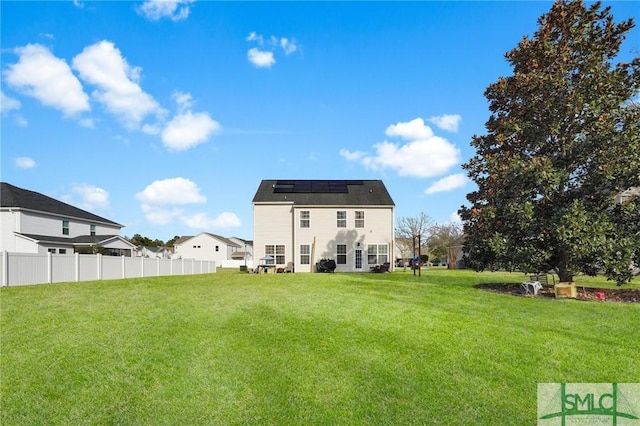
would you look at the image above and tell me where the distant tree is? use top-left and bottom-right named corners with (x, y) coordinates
top-left (128, 234), bottom-right (164, 247)
top-left (165, 235), bottom-right (180, 247)
top-left (395, 213), bottom-right (434, 274)
top-left (459, 0), bottom-right (640, 284)
top-left (427, 223), bottom-right (465, 269)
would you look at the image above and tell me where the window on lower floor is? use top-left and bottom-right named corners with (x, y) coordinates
top-left (48, 248), bottom-right (56, 254)
top-left (367, 244), bottom-right (388, 265)
top-left (336, 244), bottom-right (347, 264)
top-left (300, 244), bottom-right (310, 265)
top-left (265, 245), bottom-right (285, 265)
top-left (59, 249), bottom-right (67, 254)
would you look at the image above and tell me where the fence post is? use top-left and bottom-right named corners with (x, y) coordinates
top-left (156, 257), bottom-right (160, 276)
top-left (75, 252), bottom-right (80, 282)
top-left (2, 251), bottom-right (8, 287)
top-left (141, 256), bottom-right (144, 278)
top-left (122, 255), bottom-right (126, 279)
top-left (97, 253), bottom-right (102, 280)
top-left (47, 251), bottom-right (52, 284)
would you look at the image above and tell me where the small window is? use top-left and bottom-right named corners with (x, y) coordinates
top-left (300, 211), bottom-right (310, 228)
top-left (215, 246), bottom-right (219, 252)
top-left (59, 249), bottom-right (67, 254)
top-left (265, 245), bottom-right (275, 265)
top-left (300, 244), bottom-right (310, 265)
top-left (336, 244), bottom-right (347, 265)
top-left (337, 211), bottom-right (346, 228)
top-left (62, 220), bottom-right (69, 235)
top-left (355, 211), bottom-right (365, 228)
top-left (48, 248), bottom-right (56, 254)
top-left (276, 245), bottom-right (285, 264)
top-left (90, 224), bottom-right (96, 236)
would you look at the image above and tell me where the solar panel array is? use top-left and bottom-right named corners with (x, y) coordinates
top-left (273, 180), bottom-right (364, 194)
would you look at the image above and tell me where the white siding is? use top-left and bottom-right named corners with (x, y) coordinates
top-left (173, 233), bottom-right (230, 265)
top-left (0, 211), bottom-right (19, 252)
top-left (253, 204), bottom-right (294, 266)
top-left (254, 203), bottom-right (394, 273)
top-left (19, 211), bottom-right (120, 238)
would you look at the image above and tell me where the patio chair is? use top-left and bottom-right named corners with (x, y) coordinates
top-left (284, 262), bottom-right (294, 273)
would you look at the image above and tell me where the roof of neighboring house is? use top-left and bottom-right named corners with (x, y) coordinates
top-left (252, 179), bottom-right (395, 206)
top-left (174, 233), bottom-right (241, 247)
top-left (1, 182), bottom-right (122, 226)
top-left (16, 233), bottom-right (134, 247)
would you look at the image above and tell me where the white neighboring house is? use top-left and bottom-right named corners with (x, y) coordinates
top-left (173, 232), bottom-right (241, 266)
top-left (0, 182), bottom-right (135, 255)
top-left (252, 179), bottom-right (395, 273)
top-left (227, 237), bottom-right (253, 263)
top-left (134, 246), bottom-right (172, 259)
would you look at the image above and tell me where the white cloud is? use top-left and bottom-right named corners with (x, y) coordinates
top-left (343, 117), bottom-right (461, 179)
top-left (162, 110), bottom-right (221, 151)
top-left (1, 91), bottom-right (21, 115)
top-left (136, 177), bottom-right (206, 205)
top-left (247, 48), bottom-right (275, 68)
top-left (15, 157), bottom-right (36, 169)
top-left (424, 173), bottom-right (468, 194)
top-left (4, 44), bottom-right (90, 117)
top-left (428, 114), bottom-right (461, 132)
top-left (448, 211), bottom-right (462, 224)
top-left (140, 204), bottom-right (183, 225)
top-left (385, 117), bottom-right (433, 140)
top-left (339, 149), bottom-right (365, 161)
top-left (172, 90), bottom-right (193, 111)
top-left (181, 212), bottom-right (241, 230)
top-left (72, 40), bottom-right (163, 129)
top-left (280, 37), bottom-right (297, 55)
top-left (137, 0), bottom-right (194, 22)
top-left (246, 32), bottom-right (264, 44)
top-left (71, 183), bottom-right (110, 210)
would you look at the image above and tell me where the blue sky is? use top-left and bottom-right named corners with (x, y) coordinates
top-left (2, 1), bottom-right (638, 242)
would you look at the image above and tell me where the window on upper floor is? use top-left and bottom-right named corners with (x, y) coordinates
top-left (355, 211), bottom-right (365, 228)
top-left (300, 210), bottom-right (310, 228)
top-left (90, 224), bottom-right (96, 236)
top-left (337, 211), bottom-right (346, 228)
top-left (215, 246), bottom-right (219, 252)
top-left (62, 220), bottom-right (69, 235)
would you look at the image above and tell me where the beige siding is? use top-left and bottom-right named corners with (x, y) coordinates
top-left (253, 203), bottom-right (294, 266)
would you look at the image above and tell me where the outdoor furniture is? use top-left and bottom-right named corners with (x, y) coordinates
top-left (284, 262), bottom-right (294, 273)
top-left (529, 274), bottom-right (556, 286)
top-left (370, 262), bottom-right (390, 273)
top-left (316, 259), bottom-right (336, 273)
top-left (521, 280), bottom-right (542, 296)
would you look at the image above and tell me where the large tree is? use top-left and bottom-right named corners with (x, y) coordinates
top-left (427, 223), bottom-right (465, 269)
top-left (395, 213), bottom-right (434, 274)
top-left (459, 0), bottom-right (640, 284)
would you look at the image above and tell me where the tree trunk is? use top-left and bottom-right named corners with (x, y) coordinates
top-left (557, 267), bottom-right (574, 283)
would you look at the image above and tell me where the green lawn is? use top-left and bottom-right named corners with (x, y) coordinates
top-left (1, 270), bottom-right (638, 425)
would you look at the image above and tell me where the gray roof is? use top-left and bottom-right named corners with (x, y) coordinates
top-left (252, 180), bottom-right (395, 206)
top-left (1, 182), bottom-right (121, 226)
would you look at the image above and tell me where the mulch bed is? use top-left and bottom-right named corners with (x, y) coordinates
top-left (475, 283), bottom-right (639, 304)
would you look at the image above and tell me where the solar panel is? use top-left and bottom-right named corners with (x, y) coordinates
top-left (273, 180), bottom-right (364, 193)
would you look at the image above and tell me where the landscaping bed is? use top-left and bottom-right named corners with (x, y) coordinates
top-left (475, 282), bottom-right (640, 303)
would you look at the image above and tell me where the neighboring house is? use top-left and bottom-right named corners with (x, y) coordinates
top-left (134, 246), bottom-right (172, 259)
top-left (0, 182), bottom-right (135, 255)
top-left (173, 232), bottom-right (241, 265)
top-left (227, 237), bottom-right (253, 263)
top-left (252, 179), bottom-right (395, 273)
top-left (615, 187), bottom-right (640, 204)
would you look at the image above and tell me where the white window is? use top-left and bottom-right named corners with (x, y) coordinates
top-left (62, 220), bottom-right (69, 235)
top-left (265, 245), bottom-right (285, 265)
top-left (355, 211), bottom-right (365, 228)
top-left (300, 211), bottom-right (310, 228)
top-left (337, 211), bottom-right (346, 228)
top-left (367, 244), bottom-right (388, 265)
top-left (336, 244), bottom-right (347, 264)
top-left (48, 248), bottom-right (56, 254)
top-left (300, 244), bottom-right (310, 265)
top-left (90, 224), bottom-right (96, 236)
top-left (276, 245), bottom-right (285, 264)
top-left (59, 249), bottom-right (67, 254)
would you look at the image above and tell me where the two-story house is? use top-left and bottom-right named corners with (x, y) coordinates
top-left (252, 179), bottom-right (395, 273)
top-left (172, 232), bottom-right (241, 266)
top-left (0, 182), bottom-right (135, 255)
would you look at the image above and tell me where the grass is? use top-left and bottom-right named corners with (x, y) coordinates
top-left (1, 270), bottom-right (638, 425)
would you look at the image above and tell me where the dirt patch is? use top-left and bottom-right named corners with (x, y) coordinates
top-left (475, 283), bottom-right (640, 304)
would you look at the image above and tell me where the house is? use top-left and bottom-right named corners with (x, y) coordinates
top-left (0, 182), bottom-right (135, 255)
top-left (172, 232), bottom-right (241, 266)
top-left (252, 179), bottom-right (395, 273)
top-left (227, 237), bottom-right (253, 263)
top-left (134, 245), bottom-right (172, 259)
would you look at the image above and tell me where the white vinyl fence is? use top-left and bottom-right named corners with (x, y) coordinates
top-left (0, 251), bottom-right (216, 287)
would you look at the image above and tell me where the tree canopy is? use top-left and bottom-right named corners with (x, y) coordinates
top-left (459, 0), bottom-right (640, 284)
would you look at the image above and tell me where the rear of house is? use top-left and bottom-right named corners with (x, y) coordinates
top-left (252, 179), bottom-right (395, 273)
